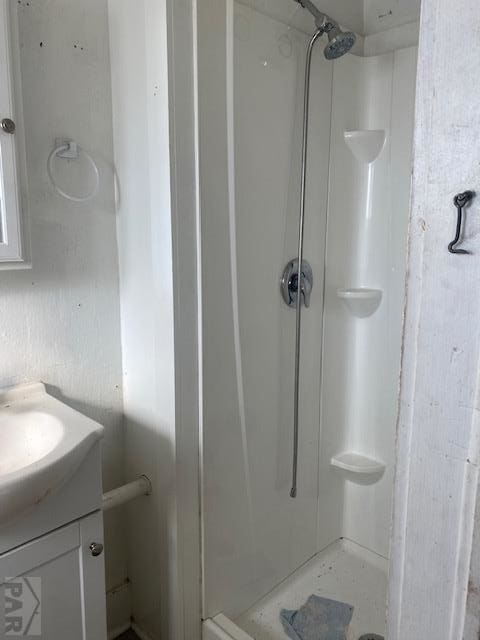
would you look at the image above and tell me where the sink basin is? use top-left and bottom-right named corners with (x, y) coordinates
top-left (0, 382), bottom-right (104, 526)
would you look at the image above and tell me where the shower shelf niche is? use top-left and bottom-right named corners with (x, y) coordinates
top-left (331, 452), bottom-right (385, 477)
top-left (337, 288), bottom-right (382, 317)
top-left (344, 129), bottom-right (386, 164)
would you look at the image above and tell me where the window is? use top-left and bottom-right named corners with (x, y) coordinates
top-left (0, 0), bottom-right (25, 264)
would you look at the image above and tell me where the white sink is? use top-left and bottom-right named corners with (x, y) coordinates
top-left (0, 382), bottom-right (104, 526)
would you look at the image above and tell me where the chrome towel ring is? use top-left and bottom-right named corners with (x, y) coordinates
top-left (47, 139), bottom-right (100, 203)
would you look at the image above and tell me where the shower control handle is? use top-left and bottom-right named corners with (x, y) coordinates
top-left (301, 271), bottom-right (312, 308)
top-left (281, 259), bottom-right (313, 309)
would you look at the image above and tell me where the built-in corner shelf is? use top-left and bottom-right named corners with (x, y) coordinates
top-left (337, 288), bottom-right (382, 317)
top-left (331, 452), bottom-right (386, 477)
top-left (344, 130), bottom-right (386, 164)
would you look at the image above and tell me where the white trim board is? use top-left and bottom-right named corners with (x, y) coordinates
top-left (167, 0), bottom-right (202, 638)
top-left (388, 0), bottom-right (480, 638)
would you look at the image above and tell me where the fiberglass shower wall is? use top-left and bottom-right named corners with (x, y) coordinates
top-left (318, 48), bottom-right (418, 558)
top-left (199, 0), bottom-right (417, 622)
top-left (199, 0), bottom-right (331, 618)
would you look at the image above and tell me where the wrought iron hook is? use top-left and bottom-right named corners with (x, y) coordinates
top-left (449, 191), bottom-right (474, 254)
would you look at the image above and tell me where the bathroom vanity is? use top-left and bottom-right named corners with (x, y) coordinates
top-left (0, 383), bottom-right (107, 639)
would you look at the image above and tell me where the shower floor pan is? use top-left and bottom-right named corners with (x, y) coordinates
top-left (203, 539), bottom-right (388, 640)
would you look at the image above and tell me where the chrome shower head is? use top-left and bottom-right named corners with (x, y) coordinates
top-left (294, 0), bottom-right (356, 59)
top-left (324, 25), bottom-right (356, 60)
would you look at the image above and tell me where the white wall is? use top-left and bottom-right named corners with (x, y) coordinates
top-left (235, 0), bottom-right (365, 34)
top-left (364, 0), bottom-right (421, 34)
top-left (0, 0), bottom-right (127, 633)
top-left (235, 0), bottom-right (421, 37)
top-left (108, 1), bottom-right (176, 639)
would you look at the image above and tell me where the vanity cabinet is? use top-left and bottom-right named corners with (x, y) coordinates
top-left (0, 384), bottom-right (107, 639)
top-left (0, 511), bottom-right (106, 639)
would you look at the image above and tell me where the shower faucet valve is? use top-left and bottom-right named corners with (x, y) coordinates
top-left (281, 259), bottom-right (314, 309)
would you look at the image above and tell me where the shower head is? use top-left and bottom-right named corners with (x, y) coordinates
top-left (294, 0), bottom-right (356, 59)
top-left (324, 25), bottom-right (357, 60)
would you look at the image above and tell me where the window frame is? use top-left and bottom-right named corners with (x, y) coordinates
top-left (0, 0), bottom-right (25, 265)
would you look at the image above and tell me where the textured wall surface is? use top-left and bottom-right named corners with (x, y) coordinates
top-left (0, 0), bottom-right (127, 632)
top-left (388, 0), bottom-right (480, 638)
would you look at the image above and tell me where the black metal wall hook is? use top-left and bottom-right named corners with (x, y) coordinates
top-left (449, 190), bottom-right (475, 254)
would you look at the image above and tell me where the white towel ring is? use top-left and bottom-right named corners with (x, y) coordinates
top-left (47, 142), bottom-right (100, 203)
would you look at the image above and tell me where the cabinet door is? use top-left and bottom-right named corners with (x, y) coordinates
top-left (0, 512), bottom-right (106, 639)
top-left (0, 0), bottom-right (23, 263)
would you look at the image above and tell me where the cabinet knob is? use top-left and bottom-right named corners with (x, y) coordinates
top-left (1, 118), bottom-right (16, 134)
top-left (89, 542), bottom-right (104, 557)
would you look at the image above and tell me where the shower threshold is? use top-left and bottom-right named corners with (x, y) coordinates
top-left (203, 539), bottom-right (388, 640)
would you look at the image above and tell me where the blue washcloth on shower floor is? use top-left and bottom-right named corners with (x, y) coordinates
top-left (280, 595), bottom-right (354, 640)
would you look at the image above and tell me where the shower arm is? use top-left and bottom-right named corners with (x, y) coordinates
top-left (294, 0), bottom-right (337, 33)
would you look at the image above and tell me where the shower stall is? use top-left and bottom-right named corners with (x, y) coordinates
top-left (198, 1), bottom-right (418, 638)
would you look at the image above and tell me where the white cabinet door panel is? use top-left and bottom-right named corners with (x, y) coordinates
top-left (0, 512), bottom-right (106, 639)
